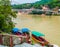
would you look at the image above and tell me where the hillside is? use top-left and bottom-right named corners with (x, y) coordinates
top-left (11, 0), bottom-right (60, 9)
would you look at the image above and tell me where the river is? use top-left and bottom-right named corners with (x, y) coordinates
top-left (13, 13), bottom-right (60, 46)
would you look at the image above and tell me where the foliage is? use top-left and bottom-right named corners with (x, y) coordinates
top-left (0, 0), bottom-right (16, 33)
top-left (12, 3), bottom-right (33, 9)
top-left (30, 10), bottom-right (43, 15)
top-left (48, 0), bottom-right (60, 8)
top-left (12, 0), bottom-right (60, 9)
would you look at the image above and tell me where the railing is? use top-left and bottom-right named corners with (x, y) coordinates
top-left (0, 33), bottom-right (27, 47)
top-left (0, 33), bottom-right (54, 47)
top-left (12, 9), bottom-right (60, 15)
top-left (12, 9), bottom-right (53, 12)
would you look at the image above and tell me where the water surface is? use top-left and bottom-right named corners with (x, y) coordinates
top-left (14, 13), bottom-right (60, 46)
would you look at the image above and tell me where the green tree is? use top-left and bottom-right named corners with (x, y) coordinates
top-left (0, 0), bottom-right (16, 33)
top-left (48, 0), bottom-right (60, 8)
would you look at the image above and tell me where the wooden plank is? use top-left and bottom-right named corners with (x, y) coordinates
top-left (0, 34), bottom-right (27, 38)
top-left (0, 35), bottom-right (3, 44)
top-left (10, 36), bottom-right (13, 47)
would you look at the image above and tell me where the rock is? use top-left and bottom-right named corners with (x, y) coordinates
top-left (14, 43), bottom-right (47, 47)
top-left (0, 45), bottom-right (8, 47)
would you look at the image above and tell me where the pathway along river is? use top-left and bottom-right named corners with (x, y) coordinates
top-left (13, 13), bottom-right (60, 46)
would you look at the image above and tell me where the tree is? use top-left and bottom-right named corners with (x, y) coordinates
top-left (48, 0), bottom-right (60, 8)
top-left (0, 0), bottom-right (16, 33)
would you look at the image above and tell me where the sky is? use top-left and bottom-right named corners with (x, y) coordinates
top-left (11, 0), bottom-right (40, 4)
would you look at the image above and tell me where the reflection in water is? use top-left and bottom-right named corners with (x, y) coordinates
top-left (14, 13), bottom-right (60, 46)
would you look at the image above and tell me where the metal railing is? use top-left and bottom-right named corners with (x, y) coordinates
top-left (12, 9), bottom-right (60, 15)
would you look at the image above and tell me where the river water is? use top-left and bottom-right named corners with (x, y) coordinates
top-left (14, 13), bottom-right (60, 46)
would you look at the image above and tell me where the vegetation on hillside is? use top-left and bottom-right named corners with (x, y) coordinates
top-left (12, 0), bottom-right (60, 9)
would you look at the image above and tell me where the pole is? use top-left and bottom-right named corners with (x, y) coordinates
top-left (0, 35), bottom-right (3, 44)
top-left (10, 36), bottom-right (13, 47)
